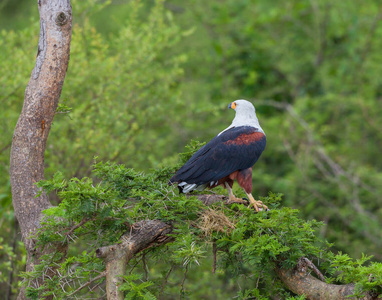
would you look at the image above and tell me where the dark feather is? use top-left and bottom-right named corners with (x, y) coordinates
top-left (170, 126), bottom-right (266, 185)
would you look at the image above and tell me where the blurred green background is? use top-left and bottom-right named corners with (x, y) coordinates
top-left (1, 0), bottom-right (382, 298)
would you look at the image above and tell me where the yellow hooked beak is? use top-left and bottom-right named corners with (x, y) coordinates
top-left (228, 102), bottom-right (237, 109)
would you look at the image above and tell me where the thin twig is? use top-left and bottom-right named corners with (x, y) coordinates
top-left (179, 265), bottom-right (189, 300)
top-left (6, 220), bottom-right (18, 300)
top-left (65, 216), bottom-right (95, 237)
top-left (256, 271), bottom-right (263, 289)
top-left (67, 271), bottom-right (106, 297)
top-left (142, 252), bottom-right (149, 281)
top-left (0, 142), bottom-right (11, 154)
top-left (257, 99), bottom-right (379, 196)
top-left (212, 241), bottom-right (217, 274)
top-left (353, 5), bottom-right (382, 84)
top-left (159, 265), bottom-right (174, 300)
top-left (301, 257), bottom-right (326, 282)
top-left (128, 256), bottom-right (142, 275)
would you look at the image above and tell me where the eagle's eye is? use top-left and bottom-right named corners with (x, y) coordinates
top-left (231, 102), bottom-right (237, 109)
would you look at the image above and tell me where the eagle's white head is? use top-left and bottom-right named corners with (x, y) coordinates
top-left (226, 99), bottom-right (265, 134)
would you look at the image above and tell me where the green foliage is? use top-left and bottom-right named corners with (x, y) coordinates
top-left (0, 237), bottom-right (15, 282)
top-left (172, 234), bottom-right (206, 267)
top-left (120, 274), bottom-right (156, 300)
top-left (0, 0), bottom-right (187, 202)
top-left (1, 1), bottom-right (186, 292)
top-left (178, 140), bottom-right (207, 164)
top-left (25, 287), bottom-right (40, 300)
top-left (21, 144), bottom-right (382, 298)
top-left (47, 0), bottom-right (187, 179)
top-left (3, 0), bottom-right (382, 298)
top-left (55, 99), bottom-right (72, 115)
top-left (222, 206), bottom-right (325, 269)
top-left (163, 0), bottom-right (382, 260)
top-left (236, 288), bottom-right (269, 300)
top-left (327, 252), bottom-right (382, 297)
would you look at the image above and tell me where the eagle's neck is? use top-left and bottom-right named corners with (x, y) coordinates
top-left (219, 110), bottom-right (265, 136)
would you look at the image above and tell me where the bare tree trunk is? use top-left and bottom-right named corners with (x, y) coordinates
top-left (9, 0), bottom-right (72, 298)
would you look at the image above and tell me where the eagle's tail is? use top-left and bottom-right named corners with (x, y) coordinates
top-left (176, 181), bottom-right (207, 194)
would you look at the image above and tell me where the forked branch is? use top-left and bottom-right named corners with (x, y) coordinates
top-left (96, 220), bottom-right (173, 300)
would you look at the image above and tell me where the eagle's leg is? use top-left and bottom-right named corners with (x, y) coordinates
top-left (235, 168), bottom-right (268, 211)
top-left (245, 193), bottom-right (268, 212)
top-left (224, 182), bottom-right (247, 204)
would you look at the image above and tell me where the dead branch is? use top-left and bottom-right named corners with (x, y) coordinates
top-left (195, 194), bottom-right (226, 206)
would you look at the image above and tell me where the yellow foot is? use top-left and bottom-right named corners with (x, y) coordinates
top-left (249, 200), bottom-right (268, 212)
top-left (247, 194), bottom-right (268, 212)
top-left (226, 197), bottom-right (248, 205)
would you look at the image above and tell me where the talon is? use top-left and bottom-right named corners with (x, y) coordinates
top-left (249, 200), bottom-right (268, 212)
top-left (226, 197), bottom-right (248, 205)
top-left (246, 194), bottom-right (268, 212)
top-left (248, 201), bottom-right (259, 212)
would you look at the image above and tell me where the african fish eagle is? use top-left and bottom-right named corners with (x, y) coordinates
top-left (169, 99), bottom-right (267, 212)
